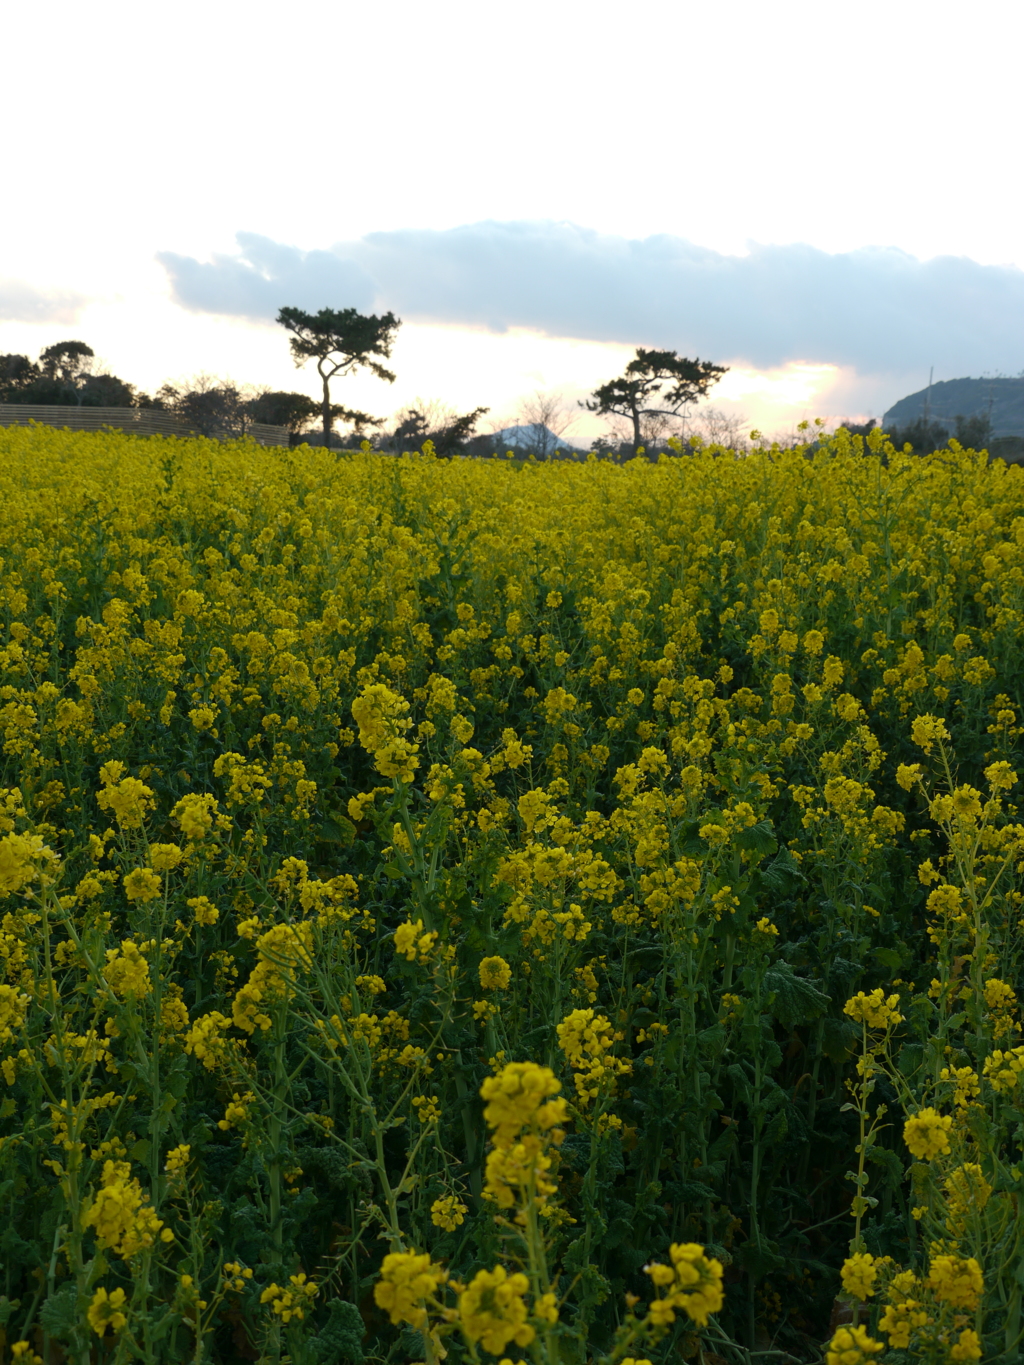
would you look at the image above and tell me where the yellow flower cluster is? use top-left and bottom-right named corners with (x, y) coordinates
top-left (4, 424), bottom-right (1024, 1355)
top-left (352, 683), bottom-right (420, 782)
top-left (480, 1062), bottom-right (567, 1216)
top-left (556, 1008), bottom-right (631, 1106)
top-left (102, 939), bottom-right (152, 998)
top-left (926, 1254), bottom-right (984, 1310)
top-left (903, 1107), bottom-right (953, 1160)
top-left (983, 1046), bottom-right (1024, 1093)
top-left (868, 1252), bottom-right (986, 1358)
top-left (183, 1010), bottom-right (232, 1070)
top-left (458, 1265), bottom-right (537, 1355)
top-left (394, 917), bottom-right (439, 962)
top-left (88, 1286), bottom-right (129, 1336)
top-left (878, 1298), bottom-right (931, 1350)
top-left (479, 955), bottom-right (512, 990)
top-left (232, 920), bottom-right (313, 1033)
top-left (164, 1142), bottom-right (191, 1180)
top-left (0, 832), bottom-right (59, 896)
top-left (260, 1272), bottom-right (318, 1323)
top-left (81, 1159), bottom-right (172, 1257)
top-left (643, 1242), bottom-right (725, 1328)
top-left (96, 762), bottom-right (155, 828)
top-left (844, 989), bottom-right (902, 1030)
top-left (374, 1251), bottom-right (447, 1329)
top-left (840, 1252), bottom-right (877, 1300)
top-left (825, 1324), bottom-right (884, 1365)
top-left (431, 1194), bottom-right (468, 1230)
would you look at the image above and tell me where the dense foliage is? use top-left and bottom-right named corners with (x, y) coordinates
top-left (1, 426), bottom-right (1023, 1365)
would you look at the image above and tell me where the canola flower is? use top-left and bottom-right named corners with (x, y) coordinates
top-left (556, 1007), bottom-right (631, 1106)
top-left (2, 426), bottom-right (1023, 1359)
top-left (260, 1273), bottom-right (318, 1323)
top-left (431, 1194), bottom-right (469, 1230)
top-left (643, 1242), bottom-right (725, 1329)
top-left (878, 1299), bottom-right (931, 1350)
top-left (458, 1265), bottom-right (537, 1355)
top-left (480, 1061), bottom-right (567, 1216)
top-left (825, 1325), bottom-right (884, 1365)
top-left (844, 990), bottom-right (902, 1031)
top-left (840, 1252), bottom-right (877, 1301)
top-left (374, 1251), bottom-right (448, 1329)
top-left (925, 1254), bottom-right (984, 1310)
top-left (903, 1108), bottom-right (953, 1161)
top-left (81, 1158), bottom-right (172, 1257)
top-left (88, 1286), bottom-right (129, 1336)
top-left (479, 955), bottom-right (512, 990)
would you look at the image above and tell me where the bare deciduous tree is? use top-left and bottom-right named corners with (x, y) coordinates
top-left (682, 406), bottom-right (750, 449)
top-left (157, 375), bottom-right (264, 439)
top-left (384, 398), bottom-right (489, 457)
top-left (512, 391), bottom-right (581, 458)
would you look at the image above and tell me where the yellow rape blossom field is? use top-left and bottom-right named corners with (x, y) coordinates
top-left (1, 422), bottom-right (1023, 1365)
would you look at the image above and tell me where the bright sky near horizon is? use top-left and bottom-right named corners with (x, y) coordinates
top-left (2, 0), bottom-right (1023, 438)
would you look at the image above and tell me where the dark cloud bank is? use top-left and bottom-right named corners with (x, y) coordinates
top-left (158, 222), bottom-right (1024, 379)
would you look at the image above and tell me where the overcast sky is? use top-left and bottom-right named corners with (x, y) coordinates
top-left (2, 0), bottom-right (1022, 436)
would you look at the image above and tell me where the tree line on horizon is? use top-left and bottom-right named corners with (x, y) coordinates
top-left (5, 305), bottom-right (1006, 460)
top-left (0, 305), bottom-right (734, 459)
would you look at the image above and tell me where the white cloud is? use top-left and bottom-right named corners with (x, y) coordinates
top-left (157, 223), bottom-right (1024, 380)
top-left (0, 279), bottom-right (87, 325)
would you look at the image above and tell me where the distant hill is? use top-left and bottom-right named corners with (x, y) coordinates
top-left (884, 377), bottom-right (1024, 438)
top-left (493, 422), bottom-right (582, 453)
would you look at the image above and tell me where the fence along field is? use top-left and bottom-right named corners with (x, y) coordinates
top-left (0, 422), bottom-right (1023, 1365)
top-left (0, 405), bottom-right (290, 447)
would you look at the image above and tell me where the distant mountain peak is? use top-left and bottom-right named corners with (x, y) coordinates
top-left (492, 423), bottom-right (579, 451)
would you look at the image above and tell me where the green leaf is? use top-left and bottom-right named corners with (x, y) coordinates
top-left (319, 813), bottom-right (357, 846)
top-left (675, 1179), bottom-right (715, 1203)
top-left (311, 1299), bottom-right (366, 1364)
top-left (865, 1145), bottom-right (904, 1186)
top-left (763, 962), bottom-right (830, 1028)
top-left (696, 1023), bottom-right (727, 1057)
top-left (731, 819), bottom-right (778, 857)
top-left (764, 1109), bottom-right (788, 1145)
top-left (39, 1284), bottom-right (79, 1342)
top-left (897, 1043), bottom-right (925, 1079)
top-left (757, 848), bottom-right (804, 894)
top-left (822, 1016), bottom-right (859, 1063)
top-left (874, 946), bottom-right (904, 973)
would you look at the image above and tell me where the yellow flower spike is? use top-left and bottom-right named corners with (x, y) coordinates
top-left (840, 1252), bottom-right (877, 1300)
top-left (951, 1329), bottom-right (983, 1361)
top-left (910, 713), bottom-right (951, 755)
top-left (479, 955), bottom-right (512, 990)
top-left (87, 1286), bottom-right (129, 1336)
top-left (825, 1325), bottom-right (884, 1365)
top-left (844, 990), bottom-right (902, 1030)
top-left (925, 1254), bottom-right (984, 1309)
top-left (458, 1266), bottom-right (535, 1355)
top-left (903, 1107), bottom-right (953, 1160)
top-left (122, 867), bottom-right (162, 903)
top-left (643, 1243), bottom-right (724, 1328)
top-left (374, 1251), bottom-right (446, 1329)
top-left (10, 1344), bottom-right (43, 1364)
top-left (431, 1194), bottom-right (469, 1230)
